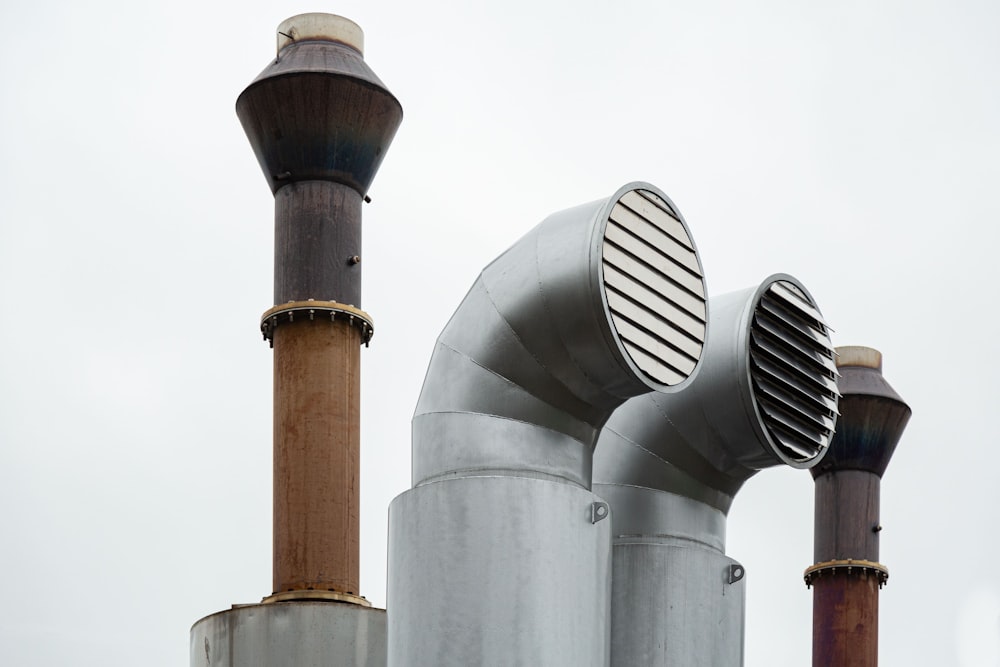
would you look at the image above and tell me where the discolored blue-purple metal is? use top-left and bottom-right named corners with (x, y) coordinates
top-left (811, 348), bottom-right (911, 479)
top-left (236, 24), bottom-right (402, 197)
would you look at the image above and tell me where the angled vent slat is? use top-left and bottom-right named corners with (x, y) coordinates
top-left (758, 297), bottom-right (832, 350)
top-left (609, 310), bottom-right (700, 374)
top-left (757, 396), bottom-right (831, 447)
top-left (603, 244), bottom-right (706, 321)
top-left (604, 268), bottom-right (706, 346)
top-left (756, 377), bottom-right (837, 432)
top-left (751, 350), bottom-right (840, 414)
top-left (751, 334), bottom-right (841, 396)
top-left (769, 281), bottom-right (829, 329)
top-left (623, 341), bottom-right (688, 386)
top-left (619, 190), bottom-right (693, 250)
top-left (753, 317), bottom-right (838, 377)
top-left (604, 225), bottom-right (704, 294)
top-left (607, 282), bottom-right (705, 359)
top-left (608, 206), bottom-right (701, 274)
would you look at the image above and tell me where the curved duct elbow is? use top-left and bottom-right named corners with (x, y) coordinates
top-left (594, 274), bottom-right (839, 512)
top-left (412, 182), bottom-right (708, 488)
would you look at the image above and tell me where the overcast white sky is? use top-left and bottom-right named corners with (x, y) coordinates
top-left (1, 0), bottom-right (998, 665)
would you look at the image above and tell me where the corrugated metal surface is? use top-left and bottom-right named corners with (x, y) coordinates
top-left (602, 189), bottom-right (706, 386)
top-left (750, 280), bottom-right (839, 462)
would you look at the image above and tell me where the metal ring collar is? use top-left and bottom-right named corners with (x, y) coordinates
top-left (260, 300), bottom-right (374, 347)
top-left (803, 558), bottom-right (889, 589)
top-left (262, 590), bottom-right (372, 607)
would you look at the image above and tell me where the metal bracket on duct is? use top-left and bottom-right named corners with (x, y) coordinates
top-left (593, 273), bottom-right (839, 667)
top-left (388, 182), bottom-right (708, 667)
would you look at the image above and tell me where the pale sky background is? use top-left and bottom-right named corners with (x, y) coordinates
top-left (2, 1), bottom-right (998, 665)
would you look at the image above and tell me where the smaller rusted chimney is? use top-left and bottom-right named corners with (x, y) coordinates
top-left (806, 346), bottom-right (911, 666)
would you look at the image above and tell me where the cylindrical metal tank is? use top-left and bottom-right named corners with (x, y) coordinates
top-left (388, 183), bottom-right (708, 666)
top-left (388, 476), bottom-right (612, 665)
top-left (191, 602), bottom-right (386, 667)
top-left (806, 346), bottom-right (910, 666)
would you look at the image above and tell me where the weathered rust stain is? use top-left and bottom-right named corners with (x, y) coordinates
top-left (812, 573), bottom-right (879, 666)
top-left (273, 318), bottom-right (361, 595)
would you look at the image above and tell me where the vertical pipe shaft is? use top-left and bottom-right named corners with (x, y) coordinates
top-left (811, 571), bottom-right (880, 664)
top-left (806, 346), bottom-right (910, 667)
top-left (809, 471), bottom-right (882, 664)
top-left (274, 183), bottom-right (362, 307)
top-left (273, 319), bottom-right (362, 594)
top-left (270, 181), bottom-right (362, 595)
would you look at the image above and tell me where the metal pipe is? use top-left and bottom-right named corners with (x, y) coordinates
top-left (389, 183), bottom-right (708, 666)
top-left (594, 274), bottom-right (839, 666)
top-left (272, 318), bottom-right (362, 594)
top-left (235, 12), bottom-right (402, 599)
top-left (806, 346), bottom-right (911, 667)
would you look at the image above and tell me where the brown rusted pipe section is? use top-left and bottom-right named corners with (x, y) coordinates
top-left (809, 469), bottom-right (884, 664)
top-left (273, 319), bottom-right (362, 594)
top-left (806, 346), bottom-right (910, 667)
top-left (812, 574), bottom-right (880, 665)
top-left (235, 13), bottom-right (402, 602)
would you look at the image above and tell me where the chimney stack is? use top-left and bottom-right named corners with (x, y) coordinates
top-left (806, 346), bottom-right (911, 666)
top-left (191, 15), bottom-right (401, 666)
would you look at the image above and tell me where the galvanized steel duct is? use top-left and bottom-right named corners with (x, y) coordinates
top-left (409, 183), bottom-right (707, 489)
top-left (593, 274), bottom-right (838, 666)
top-left (596, 274), bottom-right (838, 511)
top-left (389, 182), bottom-right (708, 666)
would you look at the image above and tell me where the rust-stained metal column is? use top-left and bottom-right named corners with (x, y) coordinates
top-left (805, 346), bottom-right (911, 666)
top-left (236, 13), bottom-right (402, 601)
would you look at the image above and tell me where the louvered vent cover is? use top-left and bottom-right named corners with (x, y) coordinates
top-left (601, 189), bottom-right (707, 386)
top-left (749, 281), bottom-right (839, 462)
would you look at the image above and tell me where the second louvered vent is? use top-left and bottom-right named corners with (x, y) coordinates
top-left (749, 280), bottom-right (839, 463)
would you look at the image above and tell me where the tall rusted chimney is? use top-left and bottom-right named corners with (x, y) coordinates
top-left (236, 11), bottom-right (402, 604)
top-left (805, 346), bottom-right (911, 666)
top-left (191, 14), bottom-right (401, 666)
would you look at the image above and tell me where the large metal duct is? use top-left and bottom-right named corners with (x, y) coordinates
top-left (387, 183), bottom-right (708, 666)
top-left (593, 274), bottom-right (838, 666)
top-left (191, 14), bottom-right (401, 667)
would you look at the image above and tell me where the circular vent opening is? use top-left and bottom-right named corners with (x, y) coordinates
top-left (749, 280), bottom-right (839, 463)
top-left (601, 188), bottom-right (707, 386)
